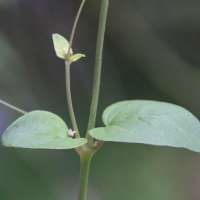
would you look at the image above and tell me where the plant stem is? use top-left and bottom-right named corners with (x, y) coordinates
top-left (64, 0), bottom-right (86, 138)
top-left (78, 150), bottom-right (93, 200)
top-left (67, 0), bottom-right (87, 57)
top-left (86, 0), bottom-right (109, 146)
top-left (65, 61), bottom-right (80, 138)
top-left (0, 99), bottom-right (27, 115)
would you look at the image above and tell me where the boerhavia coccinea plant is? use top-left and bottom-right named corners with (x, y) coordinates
top-left (1, 0), bottom-right (200, 200)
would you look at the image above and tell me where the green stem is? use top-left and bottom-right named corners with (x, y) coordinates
top-left (78, 150), bottom-right (93, 200)
top-left (67, 0), bottom-right (87, 58)
top-left (65, 61), bottom-right (80, 138)
top-left (86, 0), bottom-right (109, 146)
top-left (0, 99), bottom-right (27, 115)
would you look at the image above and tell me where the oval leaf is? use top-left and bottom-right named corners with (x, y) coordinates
top-left (89, 100), bottom-right (200, 152)
top-left (52, 34), bottom-right (72, 59)
top-left (1, 111), bottom-right (87, 149)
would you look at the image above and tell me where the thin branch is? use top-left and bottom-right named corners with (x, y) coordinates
top-left (86, 0), bottom-right (109, 147)
top-left (0, 99), bottom-right (27, 115)
top-left (65, 61), bottom-right (80, 138)
top-left (67, 0), bottom-right (87, 58)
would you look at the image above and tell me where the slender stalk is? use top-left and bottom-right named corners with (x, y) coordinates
top-left (64, 0), bottom-right (86, 138)
top-left (86, 0), bottom-right (109, 146)
top-left (78, 151), bottom-right (93, 200)
top-left (65, 61), bottom-right (80, 138)
top-left (67, 0), bottom-right (87, 58)
top-left (92, 140), bottom-right (105, 151)
top-left (0, 99), bottom-right (27, 115)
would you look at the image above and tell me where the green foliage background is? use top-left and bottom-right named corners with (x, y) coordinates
top-left (1, 0), bottom-right (200, 199)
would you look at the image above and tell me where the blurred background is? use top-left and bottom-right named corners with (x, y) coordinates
top-left (0, 0), bottom-right (200, 199)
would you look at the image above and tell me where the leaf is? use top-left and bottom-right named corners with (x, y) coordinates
top-left (89, 100), bottom-right (200, 152)
top-left (69, 54), bottom-right (85, 62)
top-left (1, 111), bottom-right (87, 149)
top-left (52, 34), bottom-right (72, 59)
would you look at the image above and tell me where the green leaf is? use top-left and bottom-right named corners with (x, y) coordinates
top-left (1, 111), bottom-right (87, 149)
top-left (89, 100), bottom-right (200, 152)
top-left (69, 54), bottom-right (85, 62)
top-left (52, 34), bottom-right (72, 59)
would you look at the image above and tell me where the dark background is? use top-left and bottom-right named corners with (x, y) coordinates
top-left (1, 0), bottom-right (200, 199)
